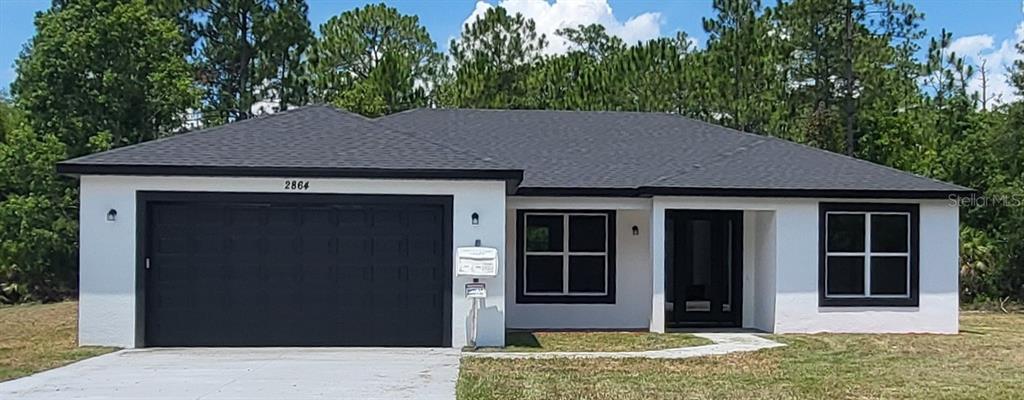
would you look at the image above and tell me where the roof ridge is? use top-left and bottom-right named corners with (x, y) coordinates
top-left (400, 107), bottom-right (678, 117)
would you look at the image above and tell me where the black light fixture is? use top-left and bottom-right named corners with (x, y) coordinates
top-left (632, 225), bottom-right (639, 236)
top-left (106, 209), bottom-right (118, 222)
top-left (471, 212), bottom-right (480, 225)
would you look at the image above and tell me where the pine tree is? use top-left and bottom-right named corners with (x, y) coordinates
top-left (256, 0), bottom-right (313, 112)
top-left (196, 0), bottom-right (311, 124)
top-left (441, 6), bottom-right (546, 108)
top-left (698, 0), bottom-right (788, 135)
top-left (307, 3), bottom-right (442, 116)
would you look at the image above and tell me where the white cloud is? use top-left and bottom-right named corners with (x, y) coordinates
top-left (949, 22), bottom-right (1023, 107)
top-left (462, 0), bottom-right (664, 55)
top-left (949, 35), bottom-right (994, 59)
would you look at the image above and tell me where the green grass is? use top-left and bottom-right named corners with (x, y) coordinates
top-left (458, 312), bottom-right (1024, 399)
top-left (0, 301), bottom-right (116, 382)
top-left (470, 331), bottom-right (712, 353)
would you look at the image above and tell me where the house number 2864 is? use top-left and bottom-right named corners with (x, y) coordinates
top-left (284, 180), bottom-right (310, 190)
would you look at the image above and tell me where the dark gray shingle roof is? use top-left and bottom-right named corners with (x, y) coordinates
top-left (58, 105), bottom-right (520, 180)
top-left (59, 105), bottom-right (970, 198)
top-left (379, 108), bottom-right (969, 197)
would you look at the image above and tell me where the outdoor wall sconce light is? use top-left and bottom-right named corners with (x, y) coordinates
top-left (471, 212), bottom-right (480, 225)
top-left (106, 209), bottom-right (118, 222)
top-left (632, 225), bottom-right (639, 236)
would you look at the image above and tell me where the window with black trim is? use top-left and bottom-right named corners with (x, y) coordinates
top-left (516, 210), bottom-right (616, 304)
top-left (819, 203), bottom-right (919, 307)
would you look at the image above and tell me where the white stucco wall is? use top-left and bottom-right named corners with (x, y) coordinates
top-left (504, 197), bottom-right (653, 329)
top-left (651, 196), bottom-right (960, 334)
top-left (773, 199), bottom-right (960, 334)
top-left (77, 175), bottom-right (508, 348)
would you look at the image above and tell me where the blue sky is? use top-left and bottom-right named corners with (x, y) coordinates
top-left (1, 0), bottom-right (1022, 102)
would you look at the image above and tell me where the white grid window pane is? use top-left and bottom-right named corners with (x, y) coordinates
top-left (523, 213), bottom-right (609, 296)
top-left (825, 211), bottom-right (911, 300)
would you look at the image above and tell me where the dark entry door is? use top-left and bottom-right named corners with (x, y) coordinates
top-left (666, 210), bottom-right (742, 327)
top-left (142, 192), bottom-right (452, 347)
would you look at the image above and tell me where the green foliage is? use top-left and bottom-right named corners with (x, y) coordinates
top-left (331, 52), bottom-right (424, 117)
top-left (556, 24), bottom-right (625, 60)
top-left (12, 0), bottom-right (199, 158)
top-left (0, 102), bottom-right (76, 303)
top-left (696, 0), bottom-right (789, 135)
top-left (441, 6), bottom-right (547, 108)
top-left (307, 3), bottom-right (442, 116)
top-left (196, 0), bottom-right (312, 124)
top-left (256, 0), bottom-right (314, 111)
top-left (6, 0), bottom-right (197, 303)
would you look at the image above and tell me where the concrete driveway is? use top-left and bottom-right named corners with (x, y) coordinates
top-left (0, 347), bottom-right (460, 400)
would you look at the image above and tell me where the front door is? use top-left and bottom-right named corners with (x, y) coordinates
top-left (666, 210), bottom-right (742, 327)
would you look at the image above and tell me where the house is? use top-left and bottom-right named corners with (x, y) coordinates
top-left (57, 105), bottom-right (969, 348)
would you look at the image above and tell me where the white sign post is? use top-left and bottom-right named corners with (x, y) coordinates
top-left (457, 246), bottom-right (497, 348)
top-left (456, 247), bottom-right (499, 277)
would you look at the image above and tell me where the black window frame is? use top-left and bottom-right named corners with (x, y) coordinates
top-left (819, 203), bottom-right (920, 307)
top-left (516, 209), bottom-right (616, 304)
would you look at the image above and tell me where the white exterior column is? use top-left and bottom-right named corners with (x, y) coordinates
top-left (649, 199), bottom-right (666, 332)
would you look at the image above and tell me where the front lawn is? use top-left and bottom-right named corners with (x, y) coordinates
top-left (471, 331), bottom-right (712, 353)
top-left (0, 301), bottom-right (115, 382)
top-left (458, 312), bottom-right (1024, 399)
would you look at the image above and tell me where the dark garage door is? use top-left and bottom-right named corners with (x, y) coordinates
top-left (141, 192), bottom-right (452, 347)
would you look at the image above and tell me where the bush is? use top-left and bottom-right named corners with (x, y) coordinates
top-left (0, 102), bottom-right (77, 304)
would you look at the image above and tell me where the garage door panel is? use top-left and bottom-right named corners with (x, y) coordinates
top-left (301, 286), bottom-right (336, 305)
top-left (408, 209), bottom-right (440, 227)
top-left (371, 210), bottom-right (403, 229)
top-left (229, 207), bottom-right (266, 226)
top-left (152, 204), bottom-right (198, 226)
top-left (300, 262), bottom-right (335, 282)
top-left (144, 194), bottom-right (450, 347)
top-left (192, 235), bottom-right (227, 255)
top-left (154, 235), bottom-right (190, 254)
top-left (409, 265), bottom-right (442, 282)
top-left (372, 235), bottom-right (407, 260)
top-left (153, 257), bottom-right (195, 282)
top-left (153, 286), bottom-right (192, 309)
top-left (298, 234), bottom-right (335, 256)
top-left (265, 235), bottom-right (300, 259)
top-left (370, 263), bottom-right (403, 282)
top-left (226, 234), bottom-right (264, 258)
top-left (336, 208), bottom-right (370, 226)
top-left (337, 236), bottom-right (370, 258)
top-left (337, 289), bottom-right (372, 307)
top-left (299, 207), bottom-right (336, 229)
top-left (337, 263), bottom-right (372, 282)
top-left (409, 238), bottom-right (441, 260)
top-left (407, 292), bottom-right (442, 311)
top-left (191, 261), bottom-right (231, 280)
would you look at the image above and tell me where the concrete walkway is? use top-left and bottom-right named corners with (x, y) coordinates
top-left (0, 347), bottom-right (460, 400)
top-left (463, 333), bottom-right (785, 359)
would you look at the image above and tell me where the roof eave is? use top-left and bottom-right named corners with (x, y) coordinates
top-left (56, 163), bottom-right (524, 185)
top-left (639, 186), bottom-right (974, 199)
top-left (514, 186), bottom-right (974, 199)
